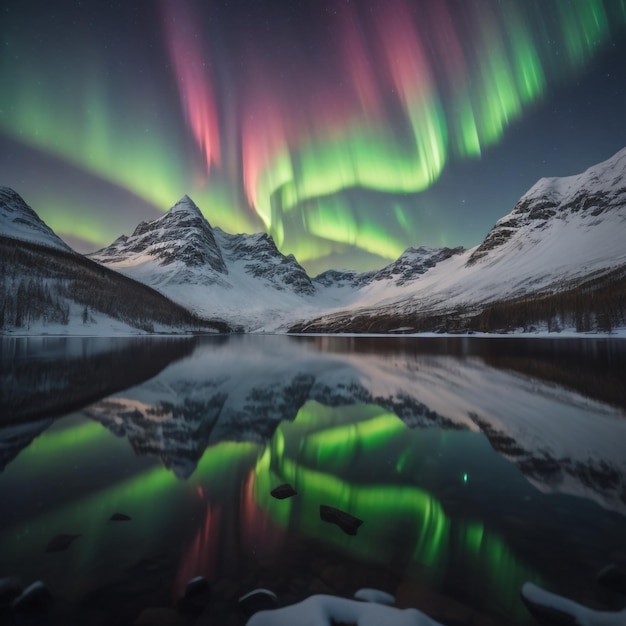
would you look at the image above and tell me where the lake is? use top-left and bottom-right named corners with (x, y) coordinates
top-left (1, 334), bottom-right (626, 625)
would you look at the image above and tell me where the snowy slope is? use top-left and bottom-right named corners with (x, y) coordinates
top-left (293, 147), bottom-right (626, 330)
top-left (0, 186), bottom-right (72, 252)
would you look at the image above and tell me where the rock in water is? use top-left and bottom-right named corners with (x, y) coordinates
top-left (238, 588), bottom-right (278, 615)
top-left (270, 483), bottom-right (297, 499)
top-left (45, 533), bottom-right (80, 552)
top-left (184, 576), bottom-right (210, 601)
top-left (11, 581), bottom-right (52, 614)
top-left (320, 505), bottom-right (363, 536)
top-left (178, 576), bottom-right (211, 615)
top-left (110, 512), bottom-right (132, 521)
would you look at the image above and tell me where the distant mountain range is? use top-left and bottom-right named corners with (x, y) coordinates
top-left (2, 147), bottom-right (626, 333)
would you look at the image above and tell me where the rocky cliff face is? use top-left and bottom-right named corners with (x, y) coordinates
top-left (89, 196), bottom-right (316, 305)
top-left (370, 246), bottom-right (465, 285)
top-left (89, 195), bottom-right (228, 281)
top-left (216, 229), bottom-right (315, 295)
top-left (315, 246), bottom-right (464, 289)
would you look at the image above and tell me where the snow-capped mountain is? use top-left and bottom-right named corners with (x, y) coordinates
top-left (4, 146), bottom-right (626, 334)
top-left (292, 147), bottom-right (626, 332)
top-left (86, 146), bottom-right (626, 333)
top-left (0, 186), bottom-right (72, 252)
top-left (89, 196), bottom-right (316, 330)
top-left (468, 146), bottom-right (626, 265)
top-left (0, 190), bottom-right (230, 335)
top-left (91, 195), bottom-right (228, 279)
top-left (87, 199), bottom-right (469, 330)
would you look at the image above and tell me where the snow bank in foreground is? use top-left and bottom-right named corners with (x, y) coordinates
top-left (247, 594), bottom-right (444, 626)
top-left (248, 584), bottom-right (626, 625)
top-left (521, 582), bottom-right (626, 626)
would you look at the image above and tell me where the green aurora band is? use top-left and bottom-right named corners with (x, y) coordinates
top-left (1, 0), bottom-right (625, 264)
top-left (0, 401), bottom-right (538, 620)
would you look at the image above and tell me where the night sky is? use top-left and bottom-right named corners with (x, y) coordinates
top-left (2, 0), bottom-right (626, 274)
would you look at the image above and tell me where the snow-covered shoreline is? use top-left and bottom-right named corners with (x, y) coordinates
top-left (3, 327), bottom-right (626, 338)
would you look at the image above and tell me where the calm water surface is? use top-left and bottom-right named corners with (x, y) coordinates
top-left (1, 335), bottom-right (625, 625)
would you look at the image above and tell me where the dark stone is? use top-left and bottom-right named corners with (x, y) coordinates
top-left (0, 577), bottom-right (22, 605)
top-left (110, 512), bottom-right (132, 521)
top-left (238, 588), bottom-right (278, 615)
top-left (11, 581), bottom-right (52, 614)
top-left (597, 563), bottom-right (626, 594)
top-left (320, 505), bottom-right (363, 536)
top-left (45, 533), bottom-right (80, 552)
top-left (271, 484), bottom-right (297, 500)
top-left (184, 576), bottom-right (210, 601)
top-left (178, 576), bottom-right (211, 615)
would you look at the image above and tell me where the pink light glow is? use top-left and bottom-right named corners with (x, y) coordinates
top-left (174, 499), bottom-right (222, 596)
top-left (240, 469), bottom-right (285, 559)
top-left (378, 1), bottom-right (435, 106)
top-left (161, 0), bottom-right (220, 172)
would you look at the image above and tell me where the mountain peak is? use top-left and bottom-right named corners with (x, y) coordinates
top-left (522, 147), bottom-right (626, 205)
top-left (90, 195), bottom-right (227, 276)
top-left (467, 146), bottom-right (626, 266)
top-left (0, 186), bottom-right (72, 252)
top-left (171, 194), bottom-right (203, 216)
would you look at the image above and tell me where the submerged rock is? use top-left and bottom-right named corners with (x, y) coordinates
top-left (238, 588), bottom-right (278, 615)
top-left (271, 484), bottom-right (297, 500)
top-left (11, 581), bottom-right (52, 614)
top-left (319, 505), bottom-right (363, 536)
top-left (184, 576), bottom-right (210, 601)
top-left (45, 533), bottom-right (80, 552)
top-left (110, 512), bottom-right (132, 521)
top-left (178, 576), bottom-right (211, 615)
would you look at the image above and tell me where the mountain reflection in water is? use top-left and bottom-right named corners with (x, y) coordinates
top-left (1, 335), bottom-right (625, 625)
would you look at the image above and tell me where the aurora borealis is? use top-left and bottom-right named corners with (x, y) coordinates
top-left (1, 1), bottom-right (626, 272)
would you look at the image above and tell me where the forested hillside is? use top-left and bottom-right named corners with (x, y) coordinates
top-left (0, 237), bottom-right (231, 333)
